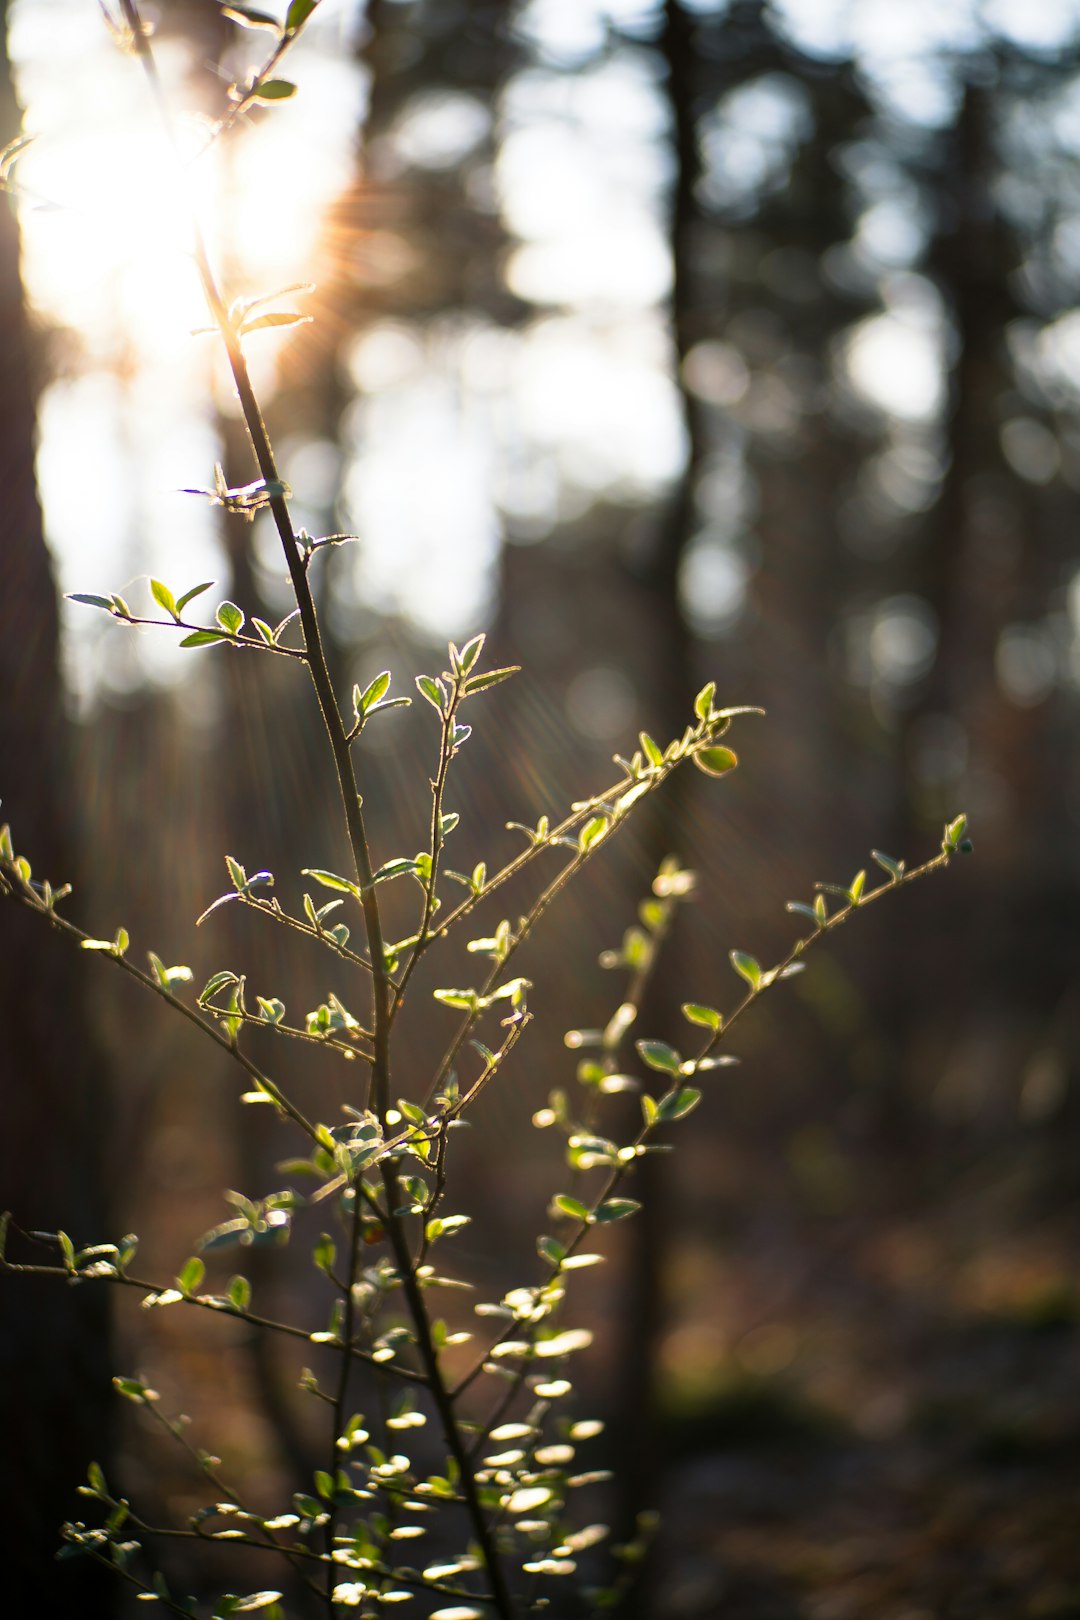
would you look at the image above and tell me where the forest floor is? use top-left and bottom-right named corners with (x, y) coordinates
top-left (659, 1187), bottom-right (1080, 1620)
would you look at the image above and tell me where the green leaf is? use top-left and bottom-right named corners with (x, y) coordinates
top-left (871, 849), bottom-right (904, 882)
top-left (285, 0), bottom-right (319, 28)
top-left (656, 1086), bottom-right (701, 1121)
top-left (537, 1235), bottom-right (565, 1266)
top-left (594, 1198), bottom-right (641, 1223)
top-left (370, 857), bottom-right (420, 887)
top-left (150, 579), bottom-right (179, 619)
top-left (847, 870), bottom-right (866, 905)
top-left (301, 868), bottom-right (360, 896)
top-left (694, 681), bottom-right (716, 721)
top-left (432, 988), bottom-right (478, 1011)
top-left (943, 813), bottom-right (968, 851)
top-left (252, 79), bottom-right (298, 103)
top-left (415, 675), bottom-right (446, 711)
top-left (681, 1002), bottom-right (721, 1031)
top-left (313, 1469), bottom-right (335, 1501)
top-left (86, 1460), bottom-right (107, 1495)
top-left (694, 745), bottom-right (738, 777)
top-left (553, 1194), bottom-right (590, 1222)
top-left (462, 665), bottom-right (519, 695)
top-left (230, 1597), bottom-right (284, 1614)
top-left (199, 970), bottom-right (240, 1004)
top-left (355, 670), bottom-right (391, 719)
top-left (228, 1275), bottom-right (251, 1311)
top-left (730, 950), bottom-right (762, 990)
top-left (216, 601), bottom-right (245, 635)
top-left (179, 629), bottom-right (228, 649)
top-left (813, 893), bottom-right (827, 926)
top-left (176, 580), bottom-right (215, 612)
top-left (635, 1039), bottom-right (681, 1075)
top-left (579, 815), bottom-right (609, 853)
top-left (455, 632), bottom-right (485, 674)
top-left (439, 812), bottom-right (460, 838)
top-left (251, 617), bottom-right (276, 644)
top-left (113, 1376), bottom-right (157, 1404)
top-left (641, 1093), bottom-right (658, 1126)
top-left (639, 732), bottom-right (664, 769)
top-left (178, 1256), bottom-right (205, 1295)
top-left (67, 592), bottom-right (114, 612)
top-left (313, 1233), bottom-right (335, 1275)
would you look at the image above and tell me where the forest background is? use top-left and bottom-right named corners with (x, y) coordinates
top-left (2, 0), bottom-right (1079, 1616)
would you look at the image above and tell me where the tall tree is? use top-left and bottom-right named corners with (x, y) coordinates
top-left (0, 3), bottom-right (113, 1611)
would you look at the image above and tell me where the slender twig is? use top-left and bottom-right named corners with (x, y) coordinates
top-left (452, 842), bottom-right (959, 1403)
top-left (0, 1246), bottom-right (427, 1385)
top-left (0, 861), bottom-right (319, 1142)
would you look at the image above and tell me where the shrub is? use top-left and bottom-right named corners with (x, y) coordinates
top-left (0, 4), bottom-right (968, 1615)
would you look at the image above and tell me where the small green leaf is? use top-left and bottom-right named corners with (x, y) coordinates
top-left (871, 849), bottom-right (904, 882)
top-left (216, 601), bottom-right (245, 635)
top-left (813, 893), bottom-right (827, 926)
top-left (463, 665), bottom-right (519, 695)
top-left (228, 1275), bottom-right (251, 1311)
top-left (432, 988), bottom-right (478, 1011)
top-left (639, 732), bottom-right (664, 769)
top-left (355, 670), bottom-right (391, 719)
top-left (150, 579), bottom-right (179, 619)
top-left (230, 1596), bottom-right (284, 1614)
top-left (553, 1194), bottom-right (590, 1222)
top-left (657, 1086), bottom-right (701, 1121)
top-left (594, 1198), bottom-right (641, 1224)
top-left (176, 580), bottom-right (215, 612)
top-left (313, 1469), bottom-right (335, 1501)
top-left (694, 746), bottom-right (738, 777)
top-left (694, 681), bottom-right (716, 721)
top-left (681, 1002), bottom-right (721, 1031)
top-left (456, 632), bottom-right (485, 674)
top-left (847, 870), bottom-right (866, 905)
top-left (943, 813), bottom-right (968, 851)
top-left (301, 869), bottom-right (360, 896)
top-left (415, 675), bottom-right (445, 711)
top-left (579, 815), bottom-right (609, 853)
top-left (68, 593), bottom-right (114, 611)
top-left (113, 1376), bottom-right (158, 1404)
top-left (730, 951), bottom-right (762, 990)
top-left (178, 1256), bottom-right (205, 1296)
top-left (537, 1236), bottom-right (565, 1266)
top-left (370, 857), bottom-right (420, 887)
top-left (641, 1093), bottom-right (658, 1126)
top-left (313, 1234), bottom-right (335, 1275)
top-left (252, 78), bottom-right (298, 103)
top-left (86, 1460), bottom-right (107, 1495)
top-left (199, 970), bottom-right (240, 1004)
top-left (285, 0), bottom-right (319, 28)
top-left (251, 617), bottom-right (276, 644)
top-left (179, 629), bottom-right (228, 649)
top-left (635, 1039), bottom-right (681, 1075)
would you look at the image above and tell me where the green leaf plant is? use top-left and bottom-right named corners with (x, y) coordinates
top-left (0, 6), bottom-right (969, 1617)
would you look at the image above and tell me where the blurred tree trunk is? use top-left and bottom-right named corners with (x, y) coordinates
top-left (610, 3), bottom-right (702, 1599)
top-left (0, 5), bottom-right (114, 1612)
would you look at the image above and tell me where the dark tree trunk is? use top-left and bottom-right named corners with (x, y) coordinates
top-left (0, 5), bottom-right (114, 1612)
